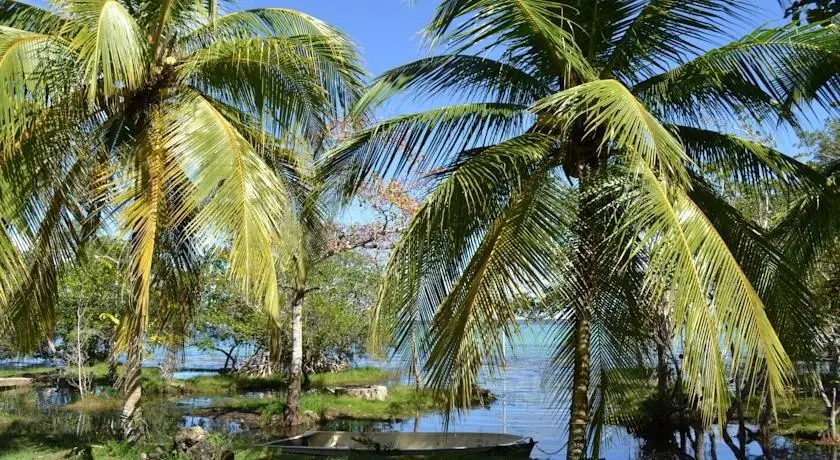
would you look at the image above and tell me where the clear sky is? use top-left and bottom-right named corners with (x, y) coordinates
top-left (237, 0), bottom-right (822, 155)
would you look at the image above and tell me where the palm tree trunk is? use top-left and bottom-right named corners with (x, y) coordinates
top-left (566, 157), bottom-right (599, 460)
top-left (121, 333), bottom-right (144, 441)
top-left (284, 291), bottom-right (305, 426)
top-left (567, 310), bottom-right (591, 459)
top-left (694, 420), bottom-right (706, 460)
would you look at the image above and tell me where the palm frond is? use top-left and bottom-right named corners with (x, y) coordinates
top-left (675, 125), bottom-right (823, 194)
top-left (545, 248), bottom-right (653, 456)
top-left (65, 0), bottom-right (147, 105)
top-left (115, 131), bottom-right (166, 350)
top-left (426, 0), bottom-right (595, 81)
top-left (0, 1), bottom-right (67, 34)
top-left (633, 23), bottom-right (840, 126)
top-left (771, 171), bottom-right (840, 276)
top-left (615, 158), bottom-right (791, 425)
top-left (370, 133), bottom-right (556, 354)
top-left (1, 152), bottom-right (100, 351)
top-left (0, 26), bottom-right (79, 149)
top-left (372, 134), bottom-right (571, 412)
top-left (180, 8), bottom-right (354, 52)
top-left (158, 91), bottom-right (293, 324)
top-left (424, 170), bottom-right (573, 410)
top-left (181, 35), bottom-right (362, 138)
top-left (321, 103), bottom-right (532, 197)
top-left (355, 55), bottom-right (551, 116)
top-left (688, 175), bottom-right (825, 363)
top-left (602, 0), bottom-right (749, 82)
top-left (534, 79), bottom-right (690, 185)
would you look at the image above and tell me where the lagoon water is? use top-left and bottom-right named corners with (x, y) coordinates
top-left (154, 322), bottom-right (820, 459)
top-left (1, 322), bottom-right (832, 459)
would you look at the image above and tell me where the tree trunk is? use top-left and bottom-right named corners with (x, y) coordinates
top-left (758, 372), bottom-right (774, 439)
top-left (694, 421), bottom-right (706, 460)
top-left (656, 297), bottom-right (672, 401)
top-left (75, 302), bottom-right (89, 397)
top-left (284, 291), bottom-right (305, 427)
top-left (657, 343), bottom-right (668, 398)
top-left (567, 310), bottom-right (591, 459)
top-left (566, 158), bottom-right (599, 460)
top-left (734, 371), bottom-right (747, 459)
top-left (411, 328), bottom-right (422, 390)
top-left (121, 333), bottom-right (144, 441)
top-left (818, 374), bottom-right (839, 441)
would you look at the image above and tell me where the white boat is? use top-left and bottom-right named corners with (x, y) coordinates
top-left (267, 431), bottom-right (536, 458)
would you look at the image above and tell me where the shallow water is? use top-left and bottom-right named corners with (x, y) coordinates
top-left (1, 323), bottom-right (835, 459)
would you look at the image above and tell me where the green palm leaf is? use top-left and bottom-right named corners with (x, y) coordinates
top-left (355, 55), bottom-right (551, 116)
top-left (688, 176), bottom-right (825, 363)
top-left (65, 0), bottom-right (148, 105)
top-left (157, 91), bottom-right (293, 323)
top-left (372, 134), bottom-right (570, 410)
top-left (616, 158), bottom-right (791, 424)
top-left (321, 103), bottom-right (533, 196)
top-left (634, 23), bottom-right (840, 125)
top-left (535, 79), bottom-right (690, 185)
top-left (426, 0), bottom-right (595, 81)
top-left (602, 0), bottom-right (749, 81)
top-left (180, 8), bottom-right (354, 52)
top-left (0, 1), bottom-right (67, 34)
top-left (675, 125), bottom-right (823, 193)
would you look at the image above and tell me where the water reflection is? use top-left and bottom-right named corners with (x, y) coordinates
top-left (2, 323), bottom-right (838, 458)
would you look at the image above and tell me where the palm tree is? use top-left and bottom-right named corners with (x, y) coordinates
top-left (0, 0), bottom-right (363, 439)
top-left (322, 1), bottom-right (840, 456)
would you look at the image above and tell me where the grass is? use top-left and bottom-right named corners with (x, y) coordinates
top-left (63, 395), bottom-right (122, 413)
top-left (195, 385), bottom-right (440, 425)
top-left (308, 367), bottom-right (395, 388)
top-left (299, 385), bottom-right (438, 420)
top-left (744, 395), bottom-right (828, 440)
top-left (174, 366), bottom-right (394, 396)
top-left (0, 439), bottom-right (158, 460)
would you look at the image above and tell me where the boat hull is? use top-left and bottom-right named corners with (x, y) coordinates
top-left (268, 431), bottom-right (536, 458)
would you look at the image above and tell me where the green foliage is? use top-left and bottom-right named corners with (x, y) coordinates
top-left (200, 385), bottom-right (440, 422)
top-left (54, 239), bottom-right (127, 363)
top-left (171, 367), bottom-right (391, 396)
top-left (190, 258), bottom-right (267, 371)
top-left (191, 251), bottom-right (379, 373)
top-left (292, 252), bottom-right (379, 372)
top-left (801, 118), bottom-right (840, 165)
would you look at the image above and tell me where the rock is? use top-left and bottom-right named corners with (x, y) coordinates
top-left (328, 385), bottom-right (388, 401)
top-left (174, 426), bottom-right (215, 460)
top-left (301, 410), bottom-right (319, 424)
top-left (175, 426), bottom-right (207, 450)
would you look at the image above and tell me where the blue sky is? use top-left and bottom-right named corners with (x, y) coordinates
top-left (236, 0), bottom-right (823, 156)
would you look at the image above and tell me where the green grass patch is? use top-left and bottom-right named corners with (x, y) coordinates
top-left (744, 395), bottom-right (828, 439)
top-left (0, 367), bottom-right (59, 378)
top-left (174, 373), bottom-right (286, 396)
top-left (175, 367), bottom-right (395, 396)
top-left (198, 385), bottom-right (440, 425)
top-left (308, 367), bottom-right (395, 388)
top-left (63, 395), bottom-right (122, 413)
top-left (300, 385), bottom-right (438, 421)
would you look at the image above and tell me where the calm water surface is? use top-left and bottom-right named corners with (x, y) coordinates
top-left (1, 322), bottom-right (833, 459)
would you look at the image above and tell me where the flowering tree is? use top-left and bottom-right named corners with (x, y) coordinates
top-left (280, 177), bottom-right (418, 426)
